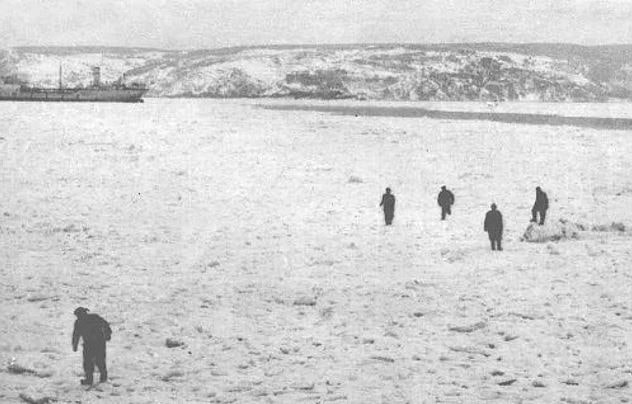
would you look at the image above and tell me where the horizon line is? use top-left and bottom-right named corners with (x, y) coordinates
top-left (12, 41), bottom-right (632, 53)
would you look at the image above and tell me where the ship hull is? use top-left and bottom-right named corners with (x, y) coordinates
top-left (0, 86), bottom-right (148, 103)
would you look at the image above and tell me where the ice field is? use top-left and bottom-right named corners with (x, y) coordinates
top-left (1, 98), bottom-right (631, 403)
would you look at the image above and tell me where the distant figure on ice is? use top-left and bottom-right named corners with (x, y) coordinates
top-left (379, 187), bottom-right (395, 225)
top-left (484, 203), bottom-right (503, 251)
top-left (72, 307), bottom-right (112, 385)
top-left (530, 186), bottom-right (549, 225)
top-left (437, 185), bottom-right (455, 220)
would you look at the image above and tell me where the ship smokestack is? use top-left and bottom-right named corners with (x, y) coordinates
top-left (92, 67), bottom-right (101, 87)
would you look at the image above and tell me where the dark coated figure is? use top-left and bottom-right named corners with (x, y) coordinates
top-left (437, 185), bottom-right (455, 220)
top-left (379, 187), bottom-right (395, 225)
top-left (530, 186), bottom-right (549, 225)
top-left (484, 203), bottom-right (503, 251)
top-left (72, 307), bottom-right (112, 386)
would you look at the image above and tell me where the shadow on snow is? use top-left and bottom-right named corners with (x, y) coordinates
top-left (260, 104), bottom-right (632, 131)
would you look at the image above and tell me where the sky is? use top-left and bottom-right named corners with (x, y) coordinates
top-left (0, 0), bottom-right (630, 49)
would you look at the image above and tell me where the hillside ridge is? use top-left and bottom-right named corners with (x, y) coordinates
top-left (3, 43), bottom-right (632, 101)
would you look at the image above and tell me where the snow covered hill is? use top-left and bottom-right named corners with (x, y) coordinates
top-left (5, 44), bottom-right (632, 101)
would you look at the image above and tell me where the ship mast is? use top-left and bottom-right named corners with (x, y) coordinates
top-left (58, 63), bottom-right (63, 89)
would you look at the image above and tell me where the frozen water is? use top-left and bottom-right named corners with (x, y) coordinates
top-left (0, 99), bottom-right (631, 403)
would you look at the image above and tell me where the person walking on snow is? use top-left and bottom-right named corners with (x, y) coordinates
top-left (484, 203), bottom-right (503, 251)
top-left (379, 187), bottom-right (395, 225)
top-left (531, 186), bottom-right (549, 225)
top-left (437, 185), bottom-right (455, 220)
top-left (72, 307), bottom-right (112, 385)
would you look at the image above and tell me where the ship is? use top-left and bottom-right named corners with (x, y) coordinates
top-left (0, 66), bottom-right (148, 103)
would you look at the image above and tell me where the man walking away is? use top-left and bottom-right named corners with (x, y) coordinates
top-left (531, 186), bottom-right (549, 225)
top-left (437, 185), bottom-right (455, 220)
top-left (72, 307), bottom-right (112, 385)
top-left (379, 187), bottom-right (396, 225)
top-left (484, 203), bottom-right (503, 251)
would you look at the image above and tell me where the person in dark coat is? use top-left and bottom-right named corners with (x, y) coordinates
top-left (530, 186), bottom-right (549, 225)
top-left (484, 203), bottom-right (503, 251)
top-left (437, 185), bottom-right (455, 220)
top-left (72, 307), bottom-right (112, 385)
top-left (379, 187), bottom-right (395, 225)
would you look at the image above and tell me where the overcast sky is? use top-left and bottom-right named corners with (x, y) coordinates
top-left (1, 0), bottom-right (630, 49)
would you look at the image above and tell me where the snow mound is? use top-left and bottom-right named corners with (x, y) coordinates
top-left (440, 248), bottom-right (466, 263)
top-left (521, 219), bottom-right (581, 243)
top-left (592, 222), bottom-right (626, 233)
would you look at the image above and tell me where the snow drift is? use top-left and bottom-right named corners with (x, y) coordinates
top-left (521, 219), bottom-right (581, 242)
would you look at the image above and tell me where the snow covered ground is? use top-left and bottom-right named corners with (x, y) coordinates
top-left (0, 99), bottom-right (631, 403)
